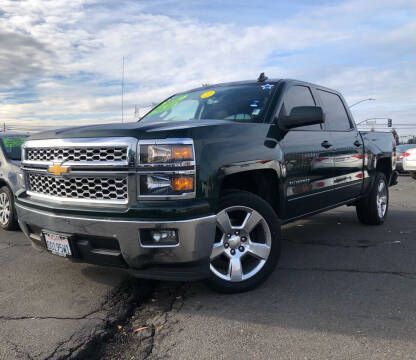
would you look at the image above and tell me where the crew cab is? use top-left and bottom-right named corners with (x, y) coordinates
top-left (16, 77), bottom-right (397, 292)
top-left (0, 133), bottom-right (27, 230)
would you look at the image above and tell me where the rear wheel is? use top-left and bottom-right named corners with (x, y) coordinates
top-left (206, 191), bottom-right (281, 293)
top-left (411, 173), bottom-right (416, 180)
top-left (356, 172), bottom-right (388, 225)
top-left (0, 186), bottom-right (18, 231)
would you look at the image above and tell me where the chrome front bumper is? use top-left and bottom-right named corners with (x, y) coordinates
top-left (16, 203), bottom-right (216, 280)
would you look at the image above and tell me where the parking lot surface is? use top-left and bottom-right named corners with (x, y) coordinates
top-left (0, 231), bottom-right (132, 359)
top-left (1, 176), bottom-right (415, 359)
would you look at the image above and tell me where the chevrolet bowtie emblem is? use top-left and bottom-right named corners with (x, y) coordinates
top-left (48, 163), bottom-right (69, 176)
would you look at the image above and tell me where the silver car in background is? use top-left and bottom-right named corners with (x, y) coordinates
top-left (402, 146), bottom-right (416, 179)
top-left (396, 144), bottom-right (416, 173)
top-left (0, 133), bottom-right (27, 230)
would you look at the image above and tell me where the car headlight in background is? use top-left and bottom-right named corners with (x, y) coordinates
top-left (137, 139), bottom-right (196, 199)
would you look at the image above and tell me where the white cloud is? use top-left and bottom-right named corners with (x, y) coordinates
top-left (0, 0), bottom-right (415, 136)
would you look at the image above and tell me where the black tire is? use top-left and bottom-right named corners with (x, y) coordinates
top-left (206, 191), bottom-right (281, 293)
top-left (356, 172), bottom-right (389, 225)
top-left (0, 186), bottom-right (18, 231)
top-left (411, 173), bottom-right (416, 180)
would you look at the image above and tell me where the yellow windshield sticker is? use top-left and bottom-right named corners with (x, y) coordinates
top-left (149, 94), bottom-right (188, 115)
top-left (200, 90), bottom-right (215, 99)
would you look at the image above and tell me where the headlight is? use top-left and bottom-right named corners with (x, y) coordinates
top-left (137, 139), bottom-right (196, 199)
top-left (140, 144), bottom-right (193, 164)
top-left (139, 174), bottom-right (194, 196)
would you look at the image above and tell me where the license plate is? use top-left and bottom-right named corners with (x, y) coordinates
top-left (43, 232), bottom-right (72, 257)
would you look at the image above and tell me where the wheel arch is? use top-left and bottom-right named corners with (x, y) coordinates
top-left (218, 162), bottom-right (284, 217)
top-left (0, 178), bottom-right (11, 190)
top-left (375, 156), bottom-right (393, 183)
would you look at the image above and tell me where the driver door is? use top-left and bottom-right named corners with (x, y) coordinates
top-left (278, 84), bottom-right (335, 219)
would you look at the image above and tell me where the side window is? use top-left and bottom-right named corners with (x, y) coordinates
top-left (317, 90), bottom-right (352, 131)
top-left (282, 85), bottom-right (321, 130)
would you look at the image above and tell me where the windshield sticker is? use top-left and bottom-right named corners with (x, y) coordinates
top-left (250, 100), bottom-right (259, 107)
top-left (252, 108), bottom-right (261, 116)
top-left (149, 94), bottom-right (188, 115)
top-left (200, 90), bottom-right (215, 99)
top-left (261, 84), bottom-right (274, 90)
top-left (2, 137), bottom-right (26, 148)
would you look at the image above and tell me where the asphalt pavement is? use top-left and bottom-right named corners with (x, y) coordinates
top-left (147, 176), bottom-right (416, 360)
top-left (1, 176), bottom-right (415, 360)
top-left (0, 229), bottom-right (135, 359)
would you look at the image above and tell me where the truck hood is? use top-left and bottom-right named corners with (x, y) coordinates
top-left (28, 119), bottom-right (234, 141)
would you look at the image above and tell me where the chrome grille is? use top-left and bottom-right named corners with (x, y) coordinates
top-left (28, 174), bottom-right (128, 202)
top-left (26, 147), bottom-right (128, 163)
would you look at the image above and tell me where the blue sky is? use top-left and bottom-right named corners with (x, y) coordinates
top-left (0, 0), bottom-right (415, 136)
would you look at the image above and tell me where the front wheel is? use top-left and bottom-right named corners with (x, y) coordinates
top-left (206, 191), bottom-right (281, 293)
top-left (356, 172), bottom-right (389, 225)
top-left (0, 186), bottom-right (18, 231)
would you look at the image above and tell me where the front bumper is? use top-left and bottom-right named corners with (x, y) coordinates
top-left (16, 203), bottom-right (216, 281)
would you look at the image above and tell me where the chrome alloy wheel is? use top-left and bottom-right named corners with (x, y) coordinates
top-left (376, 179), bottom-right (388, 218)
top-left (0, 192), bottom-right (11, 226)
top-left (210, 206), bottom-right (272, 282)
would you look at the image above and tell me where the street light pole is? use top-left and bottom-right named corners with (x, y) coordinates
top-left (349, 98), bottom-right (376, 108)
top-left (356, 117), bottom-right (392, 126)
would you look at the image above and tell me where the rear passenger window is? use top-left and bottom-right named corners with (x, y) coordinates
top-left (283, 85), bottom-right (321, 130)
top-left (317, 90), bottom-right (352, 131)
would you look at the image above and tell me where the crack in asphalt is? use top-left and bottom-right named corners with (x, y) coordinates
top-left (0, 301), bottom-right (116, 322)
top-left (279, 267), bottom-right (416, 279)
top-left (69, 279), bottom-right (154, 360)
top-left (144, 286), bottom-right (185, 360)
top-left (0, 279), bottom-right (153, 360)
top-left (44, 329), bottom-right (90, 360)
top-left (0, 315), bottom-right (100, 321)
top-left (91, 283), bottom-right (185, 360)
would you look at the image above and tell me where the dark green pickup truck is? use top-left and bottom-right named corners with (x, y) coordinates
top-left (16, 76), bottom-right (398, 292)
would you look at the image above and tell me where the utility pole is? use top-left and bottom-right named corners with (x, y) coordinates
top-left (356, 117), bottom-right (392, 126)
top-left (121, 56), bottom-right (124, 123)
top-left (349, 98), bottom-right (375, 108)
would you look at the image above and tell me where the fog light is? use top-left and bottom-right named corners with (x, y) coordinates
top-left (140, 229), bottom-right (178, 247)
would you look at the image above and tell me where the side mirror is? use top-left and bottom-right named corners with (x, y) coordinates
top-left (279, 106), bottom-right (324, 130)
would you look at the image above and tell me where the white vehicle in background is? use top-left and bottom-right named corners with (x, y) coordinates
top-left (402, 146), bottom-right (416, 179)
top-left (396, 144), bottom-right (416, 173)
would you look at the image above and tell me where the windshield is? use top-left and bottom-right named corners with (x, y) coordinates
top-left (397, 144), bottom-right (416, 152)
top-left (1, 136), bottom-right (26, 160)
top-left (140, 84), bottom-right (276, 124)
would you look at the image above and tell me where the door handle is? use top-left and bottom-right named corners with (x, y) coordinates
top-left (321, 140), bottom-right (332, 149)
top-left (354, 140), bottom-right (362, 147)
